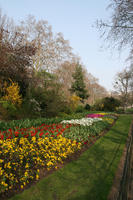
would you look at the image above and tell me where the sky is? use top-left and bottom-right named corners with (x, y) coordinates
top-left (0, 0), bottom-right (130, 91)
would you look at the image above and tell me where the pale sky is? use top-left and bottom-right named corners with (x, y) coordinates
top-left (0, 0), bottom-right (130, 91)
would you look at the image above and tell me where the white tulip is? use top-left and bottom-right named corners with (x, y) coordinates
top-left (61, 118), bottom-right (102, 126)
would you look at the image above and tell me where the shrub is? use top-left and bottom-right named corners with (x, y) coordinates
top-left (84, 103), bottom-right (91, 110)
top-left (17, 98), bottom-right (41, 119)
top-left (70, 95), bottom-right (81, 111)
top-left (75, 105), bottom-right (85, 113)
top-left (102, 97), bottom-right (121, 111)
top-left (91, 99), bottom-right (102, 111)
top-left (116, 108), bottom-right (124, 114)
top-left (59, 104), bottom-right (73, 115)
top-left (2, 80), bottom-right (22, 106)
top-left (125, 107), bottom-right (133, 114)
top-left (0, 80), bottom-right (22, 120)
top-left (92, 97), bottom-right (121, 112)
top-left (2, 101), bottom-right (18, 119)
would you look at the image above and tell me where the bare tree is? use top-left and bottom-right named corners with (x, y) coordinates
top-left (83, 71), bottom-right (108, 105)
top-left (113, 67), bottom-right (132, 109)
top-left (97, 0), bottom-right (133, 50)
top-left (0, 10), bottom-right (36, 96)
top-left (17, 16), bottom-right (74, 72)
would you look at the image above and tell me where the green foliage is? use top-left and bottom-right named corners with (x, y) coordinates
top-left (102, 97), bottom-right (121, 111)
top-left (91, 99), bottom-right (103, 111)
top-left (84, 103), bottom-right (91, 110)
top-left (0, 101), bottom-right (18, 120)
top-left (70, 64), bottom-right (89, 103)
top-left (17, 98), bottom-right (41, 119)
top-left (58, 104), bottom-right (73, 115)
top-left (125, 107), bottom-right (133, 114)
top-left (75, 105), bottom-right (86, 113)
top-left (64, 120), bottom-right (109, 142)
top-left (0, 112), bottom-right (91, 131)
top-left (57, 112), bottom-right (69, 118)
top-left (116, 108), bottom-right (124, 114)
top-left (30, 70), bottom-right (69, 118)
top-left (92, 97), bottom-right (121, 111)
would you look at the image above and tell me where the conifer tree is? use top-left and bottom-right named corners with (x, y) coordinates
top-left (70, 64), bottom-right (89, 103)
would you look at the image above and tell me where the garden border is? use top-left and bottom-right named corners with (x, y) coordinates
top-left (0, 117), bottom-right (118, 200)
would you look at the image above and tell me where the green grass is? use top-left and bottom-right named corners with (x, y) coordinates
top-left (9, 115), bottom-right (132, 200)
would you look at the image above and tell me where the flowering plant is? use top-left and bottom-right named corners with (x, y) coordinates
top-left (61, 118), bottom-right (102, 126)
top-left (86, 114), bottom-right (104, 118)
top-left (0, 135), bottom-right (81, 193)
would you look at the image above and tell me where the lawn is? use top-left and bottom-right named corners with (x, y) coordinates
top-left (8, 114), bottom-right (132, 200)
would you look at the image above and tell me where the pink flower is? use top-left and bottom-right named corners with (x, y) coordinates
top-left (86, 114), bottom-right (104, 118)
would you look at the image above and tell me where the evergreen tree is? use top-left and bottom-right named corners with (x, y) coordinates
top-left (70, 64), bottom-right (89, 103)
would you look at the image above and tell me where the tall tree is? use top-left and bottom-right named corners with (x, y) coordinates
top-left (70, 64), bottom-right (89, 103)
top-left (54, 58), bottom-right (80, 99)
top-left (113, 67), bottom-right (132, 109)
top-left (97, 0), bottom-right (133, 50)
top-left (0, 10), bottom-right (36, 96)
top-left (17, 16), bottom-right (74, 72)
top-left (83, 70), bottom-right (108, 104)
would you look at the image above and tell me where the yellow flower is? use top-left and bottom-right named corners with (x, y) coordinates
top-left (25, 163), bottom-right (29, 168)
top-left (2, 80), bottom-right (22, 105)
top-left (0, 131), bottom-right (81, 193)
top-left (36, 174), bottom-right (39, 180)
top-left (0, 159), bottom-right (4, 163)
top-left (21, 185), bottom-right (23, 189)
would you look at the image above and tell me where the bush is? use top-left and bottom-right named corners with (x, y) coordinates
top-left (91, 99), bottom-right (102, 111)
top-left (27, 84), bottom-right (68, 118)
top-left (58, 112), bottom-right (69, 118)
top-left (0, 80), bottom-right (23, 120)
top-left (69, 95), bottom-right (81, 112)
top-left (75, 105), bottom-right (85, 113)
top-left (92, 97), bottom-right (121, 112)
top-left (0, 101), bottom-right (18, 120)
top-left (125, 107), bottom-right (133, 114)
top-left (2, 80), bottom-right (22, 106)
top-left (17, 98), bottom-right (41, 119)
top-left (116, 108), bottom-right (124, 114)
top-left (84, 103), bottom-right (91, 110)
top-left (59, 104), bottom-right (73, 115)
top-left (102, 97), bottom-right (121, 111)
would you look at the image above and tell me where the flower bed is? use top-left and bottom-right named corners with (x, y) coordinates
top-left (86, 112), bottom-right (118, 124)
top-left (61, 113), bottom-right (118, 143)
top-left (61, 117), bottom-right (102, 126)
top-left (61, 119), bottom-right (109, 143)
top-left (0, 112), bottom-right (118, 196)
top-left (0, 123), bottom-right (72, 140)
top-left (0, 135), bottom-right (81, 193)
top-left (86, 113), bottom-right (104, 118)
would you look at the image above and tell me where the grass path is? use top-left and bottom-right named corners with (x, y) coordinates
top-left (9, 115), bottom-right (132, 200)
